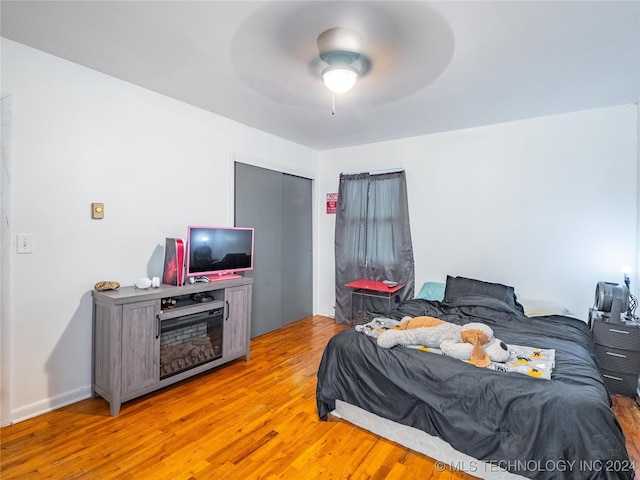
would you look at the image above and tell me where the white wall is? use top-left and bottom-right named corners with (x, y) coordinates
top-left (0, 39), bottom-right (318, 423)
top-left (317, 105), bottom-right (639, 320)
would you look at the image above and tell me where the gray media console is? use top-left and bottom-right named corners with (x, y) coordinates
top-left (91, 276), bottom-right (252, 415)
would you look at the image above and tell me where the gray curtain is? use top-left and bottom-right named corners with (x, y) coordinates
top-left (334, 171), bottom-right (415, 324)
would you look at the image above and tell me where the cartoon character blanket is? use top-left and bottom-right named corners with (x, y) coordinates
top-left (356, 317), bottom-right (555, 379)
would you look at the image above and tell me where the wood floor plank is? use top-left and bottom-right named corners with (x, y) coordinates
top-left (1, 315), bottom-right (638, 479)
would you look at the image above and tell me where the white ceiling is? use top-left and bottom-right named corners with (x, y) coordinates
top-left (1, 1), bottom-right (638, 151)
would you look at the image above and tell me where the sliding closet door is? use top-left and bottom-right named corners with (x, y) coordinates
top-left (235, 163), bottom-right (284, 337)
top-left (235, 162), bottom-right (312, 337)
top-left (282, 173), bottom-right (312, 325)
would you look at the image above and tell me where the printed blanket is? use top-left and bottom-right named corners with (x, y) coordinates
top-left (356, 317), bottom-right (555, 379)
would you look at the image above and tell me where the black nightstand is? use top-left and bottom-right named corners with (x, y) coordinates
top-left (590, 309), bottom-right (640, 397)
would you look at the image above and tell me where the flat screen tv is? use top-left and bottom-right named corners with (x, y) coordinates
top-left (186, 226), bottom-right (254, 280)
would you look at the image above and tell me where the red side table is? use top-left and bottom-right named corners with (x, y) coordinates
top-left (345, 279), bottom-right (404, 323)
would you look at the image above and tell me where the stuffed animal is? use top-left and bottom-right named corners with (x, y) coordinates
top-left (377, 316), bottom-right (509, 367)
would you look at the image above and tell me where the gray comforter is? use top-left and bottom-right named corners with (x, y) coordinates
top-left (316, 296), bottom-right (634, 480)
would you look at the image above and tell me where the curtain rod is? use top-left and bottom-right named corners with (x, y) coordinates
top-left (340, 168), bottom-right (404, 176)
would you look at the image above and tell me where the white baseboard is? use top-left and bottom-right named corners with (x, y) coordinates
top-left (10, 385), bottom-right (92, 424)
top-left (315, 309), bottom-right (335, 318)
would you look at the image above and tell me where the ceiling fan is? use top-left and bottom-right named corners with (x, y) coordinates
top-left (316, 27), bottom-right (372, 113)
top-left (230, 1), bottom-right (454, 112)
top-left (317, 27), bottom-right (369, 94)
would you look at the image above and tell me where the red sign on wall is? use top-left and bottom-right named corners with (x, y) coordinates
top-left (326, 193), bottom-right (338, 214)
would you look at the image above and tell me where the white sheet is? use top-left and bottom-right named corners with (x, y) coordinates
top-left (333, 400), bottom-right (528, 480)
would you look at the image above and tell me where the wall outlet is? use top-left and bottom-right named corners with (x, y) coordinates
top-left (17, 234), bottom-right (34, 254)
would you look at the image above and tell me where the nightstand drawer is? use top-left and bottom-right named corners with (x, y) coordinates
top-left (600, 368), bottom-right (640, 397)
top-left (592, 321), bottom-right (640, 350)
top-left (595, 345), bottom-right (640, 373)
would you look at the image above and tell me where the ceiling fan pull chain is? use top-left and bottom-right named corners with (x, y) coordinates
top-left (332, 92), bottom-right (335, 115)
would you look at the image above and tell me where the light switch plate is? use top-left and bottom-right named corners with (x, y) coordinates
top-left (92, 203), bottom-right (104, 219)
top-left (17, 234), bottom-right (34, 254)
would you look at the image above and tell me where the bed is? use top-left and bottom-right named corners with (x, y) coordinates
top-left (316, 276), bottom-right (635, 480)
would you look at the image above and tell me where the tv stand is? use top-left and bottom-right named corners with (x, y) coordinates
top-left (208, 273), bottom-right (241, 281)
top-left (91, 276), bottom-right (252, 416)
top-left (189, 273), bottom-right (241, 284)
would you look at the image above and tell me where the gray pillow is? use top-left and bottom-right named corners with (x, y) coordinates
top-left (444, 275), bottom-right (519, 309)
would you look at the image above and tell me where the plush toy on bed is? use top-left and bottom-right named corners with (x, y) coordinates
top-left (377, 316), bottom-right (510, 367)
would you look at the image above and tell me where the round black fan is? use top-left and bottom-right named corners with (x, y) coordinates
top-left (594, 281), bottom-right (629, 313)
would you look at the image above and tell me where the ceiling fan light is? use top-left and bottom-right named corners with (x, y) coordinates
top-left (321, 66), bottom-right (359, 93)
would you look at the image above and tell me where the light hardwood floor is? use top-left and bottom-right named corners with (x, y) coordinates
top-left (1, 315), bottom-right (638, 480)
